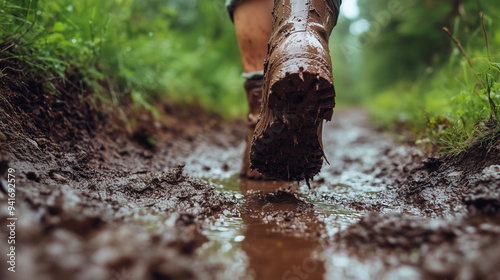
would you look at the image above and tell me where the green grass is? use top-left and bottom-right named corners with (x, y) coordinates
top-left (0, 0), bottom-right (246, 118)
top-left (368, 16), bottom-right (500, 155)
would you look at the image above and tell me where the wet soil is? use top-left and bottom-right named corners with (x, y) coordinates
top-left (1, 76), bottom-right (500, 280)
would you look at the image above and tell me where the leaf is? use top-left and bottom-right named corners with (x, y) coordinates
top-left (53, 22), bottom-right (65, 32)
top-left (45, 33), bottom-right (65, 43)
top-left (35, 56), bottom-right (70, 67)
top-left (490, 62), bottom-right (500, 72)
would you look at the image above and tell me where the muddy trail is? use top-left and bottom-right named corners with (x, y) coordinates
top-left (1, 83), bottom-right (500, 280)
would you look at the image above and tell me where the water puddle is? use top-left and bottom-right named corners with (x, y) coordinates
top-left (197, 174), bottom-right (374, 280)
top-left (187, 111), bottom-right (416, 279)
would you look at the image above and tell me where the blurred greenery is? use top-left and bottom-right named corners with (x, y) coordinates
top-left (0, 0), bottom-right (245, 117)
top-left (1, 0), bottom-right (499, 154)
top-left (332, 0), bottom-right (500, 154)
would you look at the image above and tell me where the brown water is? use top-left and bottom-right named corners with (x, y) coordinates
top-left (189, 110), bottom-right (405, 279)
top-left (198, 175), bottom-right (365, 280)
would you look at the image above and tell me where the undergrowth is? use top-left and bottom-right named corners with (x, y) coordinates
top-left (0, 0), bottom-right (245, 118)
top-left (368, 11), bottom-right (500, 156)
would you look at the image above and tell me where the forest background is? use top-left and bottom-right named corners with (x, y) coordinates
top-left (1, 0), bottom-right (499, 154)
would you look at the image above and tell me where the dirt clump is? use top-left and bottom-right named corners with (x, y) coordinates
top-left (335, 213), bottom-right (500, 280)
top-left (463, 164), bottom-right (500, 214)
top-left (391, 146), bottom-right (500, 216)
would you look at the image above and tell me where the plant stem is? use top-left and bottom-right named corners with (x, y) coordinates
top-left (442, 27), bottom-right (475, 72)
top-left (481, 12), bottom-right (491, 64)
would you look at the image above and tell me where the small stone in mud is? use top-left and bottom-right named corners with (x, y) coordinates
top-left (447, 171), bottom-right (462, 177)
top-left (50, 172), bottom-right (67, 182)
top-left (26, 137), bottom-right (39, 149)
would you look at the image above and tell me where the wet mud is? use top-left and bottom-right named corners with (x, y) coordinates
top-left (1, 77), bottom-right (500, 280)
top-left (335, 213), bottom-right (500, 279)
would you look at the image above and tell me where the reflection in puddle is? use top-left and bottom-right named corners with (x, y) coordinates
top-left (241, 186), bottom-right (326, 280)
top-left (198, 175), bottom-right (367, 280)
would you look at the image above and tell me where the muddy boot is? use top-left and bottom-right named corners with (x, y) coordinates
top-left (240, 75), bottom-right (269, 180)
top-left (250, 0), bottom-right (339, 182)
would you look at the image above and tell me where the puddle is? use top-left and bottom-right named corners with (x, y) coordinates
top-left (180, 110), bottom-right (418, 279)
top-left (197, 174), bottom-right (368, 280)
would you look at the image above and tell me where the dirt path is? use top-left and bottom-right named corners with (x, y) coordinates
top-left (1, 101), bottom-right (500, 280)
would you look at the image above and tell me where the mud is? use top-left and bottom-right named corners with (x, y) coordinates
top-left (0, 77), bottom-right (238, 279)
top-left (1, 74), bottom-right (500, 280)
top-left (334, 213), bottom-right (500, 279)
top-left (0, 162), bottom-right (231, 279)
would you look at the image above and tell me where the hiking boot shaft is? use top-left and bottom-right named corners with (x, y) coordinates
top-left (250, 0), bottom-right (339, 181)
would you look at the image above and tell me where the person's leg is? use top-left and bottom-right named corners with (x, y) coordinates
top-left (230, 0), bottom-right (273, 179)
top-left (233, 0), bottom-right (273, 74)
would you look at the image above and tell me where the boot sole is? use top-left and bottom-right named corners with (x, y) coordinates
top-left (250, 58), bottom-right (335, 181)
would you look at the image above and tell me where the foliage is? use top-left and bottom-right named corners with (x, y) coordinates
top-left (0, 0), bottom-right (245, 117)
top-left (348, 0), bottom-right (500, 155)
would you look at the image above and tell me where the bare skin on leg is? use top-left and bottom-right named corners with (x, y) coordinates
top-left (234, 0), bottom-right (273, 179)
top-left (233, 0), bottom-right (273, 74)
